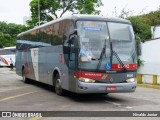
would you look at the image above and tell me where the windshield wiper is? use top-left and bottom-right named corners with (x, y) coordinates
top-left (96, 39), bottom-right (106, 71)
top-left (109, 38), bottom-right (127, 72)
top-left (96, 38), bottom-right (127, 72)
top-left (112, 50), bottom-right (127, 72)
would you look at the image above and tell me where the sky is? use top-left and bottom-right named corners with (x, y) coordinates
top-left (0, 0), bottom-right (159, 25)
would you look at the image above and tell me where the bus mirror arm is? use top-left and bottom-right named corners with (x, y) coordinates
top-left (63, 46), bottom-right (70, 54)
top-left (135, 36), bottom-right (141, 41)
top-left (69, 29), bottom-right (77, 40)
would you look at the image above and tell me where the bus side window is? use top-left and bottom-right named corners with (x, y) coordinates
top-left (69, 38), bottom-right (76, 69)
top-left (70, 40), bottom-right (75, 61)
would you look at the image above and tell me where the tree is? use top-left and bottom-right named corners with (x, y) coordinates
top-left (115, 6), bottom-right (160, 41)
top-left (0, 21), bottom-right (30, 47)
top-left (28, 0), bottom-right (103, 27)
top-left (0, 32), bottom-right (15, 47)
top-left (128, 10), bottom-right (160, 41)
top-left (0, 22), bottom-right (30, 38)
top-left (128, 16), bottom-right (151, 41)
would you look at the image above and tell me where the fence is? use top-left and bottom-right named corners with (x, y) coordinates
top-left (137, 74), bottom-right (160, 85)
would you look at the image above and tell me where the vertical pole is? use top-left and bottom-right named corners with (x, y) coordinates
top-left (137, 74), bottom-right (142, 84)
top-left (153, 75), bottom-right (157, 85)
top-left (38, 0), bottom-right (40, 26)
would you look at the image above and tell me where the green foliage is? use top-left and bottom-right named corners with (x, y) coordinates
top-left (129, 16), bottom-right (151, 41)
top-left (76, 0), bottom-right (103, 14)
top-left (138, 58), bottom-right (144, 67)
top-left (0, 21), bottom-right (30, 47)
top-left (127, 11), bottom-right (160, 67)
top-left (128, 11), bottom-right (160, 42)
top-left (28, 0), bottom-right (103, 27)
top-left (0, 32), bottom-right (15, 47)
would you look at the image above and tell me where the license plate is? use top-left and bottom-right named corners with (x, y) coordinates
top-left (106, 86), bottom-right (117, 91)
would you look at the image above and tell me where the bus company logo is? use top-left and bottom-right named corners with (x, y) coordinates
top-left (109, 77), bottom-right (114, 82)
top-left (84, 73), bottom-right (102, 77)
top-left (2, 112), bottom-right (11, 117)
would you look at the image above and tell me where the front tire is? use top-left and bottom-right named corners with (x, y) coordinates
top-left (55, 74), bottom-right (63, 96)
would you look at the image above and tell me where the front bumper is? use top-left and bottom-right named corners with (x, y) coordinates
top-left (76, 81), bottom-right (137, 93)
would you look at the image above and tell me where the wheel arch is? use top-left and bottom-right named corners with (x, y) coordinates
top-left (52, 67), bottom-right (62, 86)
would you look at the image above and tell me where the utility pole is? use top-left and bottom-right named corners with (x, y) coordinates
top-left (38, 0), bottom-right (40, 26)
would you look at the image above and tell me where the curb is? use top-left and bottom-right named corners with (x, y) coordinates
top-left (137, 84), bottom-right (160, 89)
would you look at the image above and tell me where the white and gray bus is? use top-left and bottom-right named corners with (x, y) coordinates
top-left (0, 46), bottom-right (16, 67)
top-left (16, 15), bottom-right (137, 95)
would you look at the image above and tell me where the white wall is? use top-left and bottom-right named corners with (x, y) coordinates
top-left (138, 39), bottom-right (160, 75)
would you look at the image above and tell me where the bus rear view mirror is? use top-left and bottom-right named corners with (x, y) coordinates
top-left (135, 36), bottom-right (142, 56)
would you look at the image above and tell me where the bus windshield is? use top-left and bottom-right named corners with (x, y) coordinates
top-left (77, 21), bottom-right (137, 71)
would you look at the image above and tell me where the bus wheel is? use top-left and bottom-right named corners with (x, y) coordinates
top-left (55, 74), bottom-right (63, 96)
top-left (22, 68), bottom-right (29, 83)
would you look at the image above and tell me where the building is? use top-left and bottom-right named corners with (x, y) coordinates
top-left (151, 25), bottom-right (160, 39)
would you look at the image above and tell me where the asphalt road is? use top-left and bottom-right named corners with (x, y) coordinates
top-left (0, 68), bottom-right (160, 120)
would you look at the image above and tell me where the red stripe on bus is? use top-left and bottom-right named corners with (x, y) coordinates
top-left (59, 54), bottom-right (63, 63)
top-left (24, 52), bottom-right (30, 78)
top-left (25, 63), bottom-right (30, 77)
top-left (75, 72), bottom-right (107, 80)
top-left (0, 56), bottom-right (9, 65)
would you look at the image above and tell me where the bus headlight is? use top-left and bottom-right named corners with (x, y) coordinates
top-left (126, 78), bottom-right (137, 83)
top-left (78, 77), bottom-right (95, 83)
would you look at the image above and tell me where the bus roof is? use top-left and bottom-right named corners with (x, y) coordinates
top-left (18, 14), bottom-right (131, 36)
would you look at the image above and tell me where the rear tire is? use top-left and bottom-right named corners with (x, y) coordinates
top-left (55, 74), bottom-right (63, 96)
top-left (22, 68), bottom-right (29, 83)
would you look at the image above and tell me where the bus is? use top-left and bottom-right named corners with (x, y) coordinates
top-left (16, 15), bottom-right (137, 95)
top-left (0, 46), bottom-right (16, 67)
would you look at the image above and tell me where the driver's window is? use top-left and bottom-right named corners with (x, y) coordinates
top-left (79, 38), bottom-right (97, 62)
top-left (69, 38), bottom-right (76, 69)
top-left (69, 38), bottom-right (75, 61)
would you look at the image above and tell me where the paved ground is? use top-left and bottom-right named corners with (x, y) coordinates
top-left (0, 68), bottom-right (160, 120)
